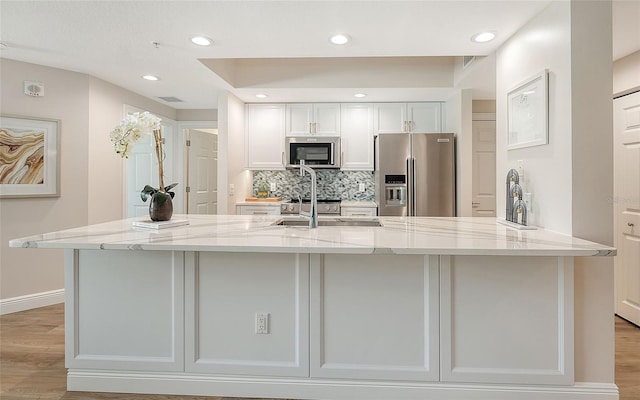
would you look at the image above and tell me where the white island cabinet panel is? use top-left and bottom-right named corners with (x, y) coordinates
top-left (440, 255), bottom-right (574, 385)
top-left (310, 254), bottom-right (440, 381)
top-left (185, 252), bottom-right (309, 377)
top-left (65, 249), bottom-right (184, 372)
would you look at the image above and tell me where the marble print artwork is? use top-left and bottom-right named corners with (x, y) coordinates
top-left (0, 127), bottom-right (45, 185)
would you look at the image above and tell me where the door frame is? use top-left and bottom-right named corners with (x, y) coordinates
top-left (177, 121), bottom-right (219, 214)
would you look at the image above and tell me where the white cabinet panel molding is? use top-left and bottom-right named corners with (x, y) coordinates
top-left (185, 252), bottom-right (310, 377)
top-left (310, 254), bottom-right (440, 381)
top-left (65, 249), bottom-right (185, 372)
top-left (440, 255), bottom-right (574, 385)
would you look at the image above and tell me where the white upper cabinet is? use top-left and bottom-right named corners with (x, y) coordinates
top-left (245, 104), bottom-right (286, 170)
top-left (408, 103), bottom-right (442, 133)
top-left (373, 103), bottom-right (407, 134)
top-left (340, 103), bottom-right (374, 171)
top-left (374, 102), bottom-right (442, 134)
top-left (286, 103), bottom-right (341, 136)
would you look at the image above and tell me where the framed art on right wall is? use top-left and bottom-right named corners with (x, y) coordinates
top-left (507, 69), bottom-right (549, 150)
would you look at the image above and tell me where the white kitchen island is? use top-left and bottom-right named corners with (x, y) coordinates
top-left (10, 215), bottom-right (617, 400)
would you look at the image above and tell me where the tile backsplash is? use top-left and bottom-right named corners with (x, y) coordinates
top-left (253, 170), bottom-right (375, 201)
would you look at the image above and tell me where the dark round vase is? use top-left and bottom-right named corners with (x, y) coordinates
top-left (149, 191), bottom-right (173, 221)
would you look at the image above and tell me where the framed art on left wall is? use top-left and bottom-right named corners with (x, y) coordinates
top-left (0, 115), bottom-right (61, 198)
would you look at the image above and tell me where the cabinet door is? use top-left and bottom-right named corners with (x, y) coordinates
top-left (310, 254), bottom-right (440, 381)
top-left (374, 103), bottom-right (407, 134)
top-left (236, 205), bottom-right (281, 215)
top-left (245, 104), bottom-right (285, 169)
top-left (340, 207), bottom-right (377, 216)
top-left (408, 103), bottom-right (442, 133)
top-left (340, 103), bottom-right (374, 171)
top-left (313, 103), bottom-right (341, 136)
top-left (285, 103), bottom-right (313, 136)
top-left (185, 252), bottom-right (309, 377)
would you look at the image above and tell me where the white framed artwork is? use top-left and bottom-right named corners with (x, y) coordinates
top-left (507, 70), bottom-right (549, 150)
top-left (0, 115), bottom-right (61, 198)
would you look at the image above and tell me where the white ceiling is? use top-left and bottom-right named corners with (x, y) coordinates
top-left (1, 1), bottom-right (638, 109)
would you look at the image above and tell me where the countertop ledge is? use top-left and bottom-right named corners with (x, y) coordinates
top-left (9, 215), bottom-right (615, 257)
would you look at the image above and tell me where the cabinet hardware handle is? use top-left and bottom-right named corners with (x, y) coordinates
top-left (629, 222), bottom-right (635, 227)
top-left (282, 151), bottom-right (285, 166)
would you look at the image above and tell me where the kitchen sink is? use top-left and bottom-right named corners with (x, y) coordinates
top-left (273, 217), bottom-right (383, 227)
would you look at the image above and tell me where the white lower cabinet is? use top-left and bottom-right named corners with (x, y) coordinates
top-left (310, 254), bottom-right (440, 381)
top-left (440, 255), bottom-right (574, 385)
top-left (184, 252), bottom-right (309, 377)
top-left (235, 204), bottom-right (281, 215)
top-left (341, 206), bottom-right (377, 216)
top-left (66, 250), bottom-right (185, 372)
top-left (66, 250), bottom-right (578, 397)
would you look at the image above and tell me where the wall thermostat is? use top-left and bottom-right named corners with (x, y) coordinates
top-left (24, 81), bottom-right (44, 97)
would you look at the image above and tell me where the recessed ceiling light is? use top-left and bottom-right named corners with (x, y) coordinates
top-left (142, 75), bottom-right (159, 81)
top-left (255, 93), bottom-right (268, 99)
top-left (191, 36), bottom-right (213, 46)
top-left (354, 93), bottom-right (367, 98)
top-left (471, 31), bottom-right (496, 43)
top-left (330, 34), bottom-right (350, 45)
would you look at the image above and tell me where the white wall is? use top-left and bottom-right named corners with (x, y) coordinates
top-left (217, 91), bottom-right (250, 214)
top-left (496, 0), bottom-right (614, 384)
top-left (496, 2), bottom-right (573, 233)
top-left (446, 89), bottom-right (473, 216)
top-left (0, 59), bottom-right (207, 309)
top-left (0, 59), bottom-right (89, 303)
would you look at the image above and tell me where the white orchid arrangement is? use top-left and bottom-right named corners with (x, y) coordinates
top-left (109, 111), bottom-right (161, 158)
top-left (109, 112), bottom-right (177, 205)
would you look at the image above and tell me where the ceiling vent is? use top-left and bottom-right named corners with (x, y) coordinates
top-left (158, 96), bottom-right (184, 103)
top-left (463, 56), bottom-right (476, 69)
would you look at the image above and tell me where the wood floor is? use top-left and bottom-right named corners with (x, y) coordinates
top-left (1, 304), bottom-right (639, 400)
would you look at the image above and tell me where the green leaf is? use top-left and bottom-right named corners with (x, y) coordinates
top-left (140, 185), bottom-right (158, 202)
top-left (164, 183), bottom-right (178, 192)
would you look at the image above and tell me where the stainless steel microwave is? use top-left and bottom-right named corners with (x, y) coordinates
top-left (286, 136), bottom-right (341, 168)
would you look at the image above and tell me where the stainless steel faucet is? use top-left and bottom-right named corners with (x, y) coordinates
top-left (298, 160), bottom-right (318, 229)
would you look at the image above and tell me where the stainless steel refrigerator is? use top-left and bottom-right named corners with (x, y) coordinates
top-left (375, 133), bottom-right (455, 217)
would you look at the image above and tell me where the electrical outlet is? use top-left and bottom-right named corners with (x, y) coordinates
top-left (255, 313), bottom-right (269, 334)
top-left (270, 182), bottom-right (276, 191)
top-left (229, 183), bottom-right (235, 196)
top-left (358, 183), bottom-right (365, 192)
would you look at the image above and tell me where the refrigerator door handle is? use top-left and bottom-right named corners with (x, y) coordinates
top-left (407, 157), bottom-right (416, 216)
top-left (406, 157), bottom-right (412, 216)
top-left (411, 157), bottom-right (417, 216)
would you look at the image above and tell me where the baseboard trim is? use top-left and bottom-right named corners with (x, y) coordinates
top-left (67, 371), bottom-right (619, 400)
top-left (0, 289), bottom-right (65, 315)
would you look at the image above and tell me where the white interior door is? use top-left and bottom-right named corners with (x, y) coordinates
top-left (614, 91), bottom-right (640, 326)
top-left (187, 129), bottom-right (218, 214)
top-left (126, 115), bottom-right (175, 219)
top-left (471, 117), bottom-right (496, 217)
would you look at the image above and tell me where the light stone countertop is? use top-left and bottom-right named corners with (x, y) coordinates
top-left (9, 215), bottom-right (615, 257)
